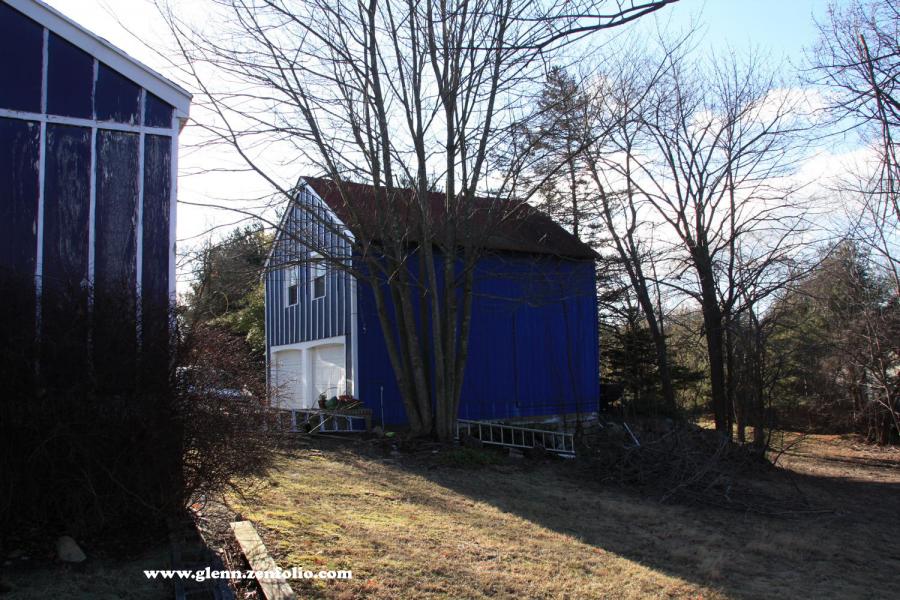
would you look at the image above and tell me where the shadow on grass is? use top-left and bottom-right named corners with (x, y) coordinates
top-left (357, 442), bottom-right (900, 599)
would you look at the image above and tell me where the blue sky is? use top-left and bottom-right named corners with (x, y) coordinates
top-left (664, 0), bottom-right (833, 55)
top-left (44, 0), bottom-right (842, 93)
top-left (636, 0), bottom-right (842, 76)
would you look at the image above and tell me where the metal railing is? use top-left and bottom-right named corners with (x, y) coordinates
top-left (456, 419), bottom-right (576, 456)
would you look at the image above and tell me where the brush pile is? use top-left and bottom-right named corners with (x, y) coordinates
top-left (579, 420), bottom-right (823, 516)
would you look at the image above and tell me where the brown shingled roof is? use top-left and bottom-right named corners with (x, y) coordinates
top-left (302, 177), bottom-right (597, 260)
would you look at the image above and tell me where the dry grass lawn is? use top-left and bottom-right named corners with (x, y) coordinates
top-left (226, 434), bottom-right (900, 600)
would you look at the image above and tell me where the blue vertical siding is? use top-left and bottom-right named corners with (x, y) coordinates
top-left (459, 255), bottom-right (599, 420)
top-left (140, 134), bottom-right (172, 383)
top-left (264, 185), bottom-right (352, 348)
top-left (0, 117), bottom-right (40, 367)
top-left (356, 252), bottom-right (600, 426)
top-left (354, 257), bottom-right (415, 426)
top-left (41, 123), bottom-right (92, 385)
top-left (0, 1), bottom-right (179, 386)
top-left (0, 117), bottom-right (40, 286)
top-left (0, 3), bottom-right (42, 113)
top-left (0, 0), bottom-right (190, 532)
top-left (93, 130), bottom-right (139, 390)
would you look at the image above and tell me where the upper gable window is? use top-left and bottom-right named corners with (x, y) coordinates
top-left (286, 268), bottom-right (299, 306)
top-left (310, 252), bottom-right (326, 300)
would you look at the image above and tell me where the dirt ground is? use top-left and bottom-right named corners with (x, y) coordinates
top-left (208, 432), bottom-right (900, 599)
top-left (0, 545), bottom-right (171, 599)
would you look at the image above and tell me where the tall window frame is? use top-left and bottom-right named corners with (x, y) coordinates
top-left (309, 251), bottom-right (327, 300)
top-left (285, 266), bottom-right (299, 306)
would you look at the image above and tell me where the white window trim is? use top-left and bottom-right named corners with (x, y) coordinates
top-left (285, 267), bottom-right (299, 306)
top-left (0, 108), bottom-right (178, 135)
top-left (309, 252), bottom-right (326, 301)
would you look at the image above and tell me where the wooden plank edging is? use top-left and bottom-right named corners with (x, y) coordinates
top-left (229, 520), bottom-right (297, 600)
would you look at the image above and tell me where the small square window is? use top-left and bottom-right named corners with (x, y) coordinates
top-left (287, 283), bottom-right (299, 306)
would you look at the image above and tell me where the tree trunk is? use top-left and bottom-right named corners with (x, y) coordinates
top-left (724, 315), bottom-right (736, 438)
top-left (704, 313), bottom-right (728, 434)
top-left (590, 166), bottom-right (678, 416)
top-left (633, 280), bottom-right (677, 415)
top-left (694, 248), bottom-right (728, 434)
top-left (367, 270), bottom-right (426, 434)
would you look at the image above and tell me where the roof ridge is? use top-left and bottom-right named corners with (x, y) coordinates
top-left (300, 177), bottom-right (597, 260)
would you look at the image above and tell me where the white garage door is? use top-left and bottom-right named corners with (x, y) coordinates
top-left (312, 344), bottom-right (346, 399)
top-left (273, 350), bottom-right (306, 409)
top-left (273, 343), bottom-right (347, 409)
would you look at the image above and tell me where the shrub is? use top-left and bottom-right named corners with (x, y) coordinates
top-left (175, 323), bottom-right (284, 506)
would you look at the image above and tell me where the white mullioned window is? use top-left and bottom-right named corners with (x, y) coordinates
top-left (309, 252), bottom-right (327, 300)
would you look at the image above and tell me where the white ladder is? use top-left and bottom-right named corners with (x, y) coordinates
top-left (456, 419), bottom-right (576, 456)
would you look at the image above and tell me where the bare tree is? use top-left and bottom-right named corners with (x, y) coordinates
top-left (811, 0), bottom-right (900, 294)
top-left (580, 49), bottom-right (682, 416)
top-left (813, 0), bottom-right (899, 220)
top-left (807, 1), bottom-right (899, 443)
top-left (614, 49), bottom-right (811, 435)
top-left (527, 35), bottom-right (819, 443)
top-left (523, 47), bottom-right (682, 416)
top-left (158, 0), bottom-right (677, 439)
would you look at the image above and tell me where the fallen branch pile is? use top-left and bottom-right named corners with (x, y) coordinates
top-left (580, 422), bottom-right (827, 516)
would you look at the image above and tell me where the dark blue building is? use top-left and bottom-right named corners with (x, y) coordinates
top-left (0, 0), bottom-right (190, 384)
top-left (0, 0), bottom-right (191, 535)
top-left (264, 178), bottom-right (599, 427)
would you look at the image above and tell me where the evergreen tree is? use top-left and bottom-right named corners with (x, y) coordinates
top-left (529, 67), bottom-right (593, 239)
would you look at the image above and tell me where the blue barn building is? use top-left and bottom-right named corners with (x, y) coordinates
top-left (0, 0), bottom-right (190, 533)
top-left (264, 178), bottom-right (600, 428)
top-left (0, 0), bottom-right (190, 384)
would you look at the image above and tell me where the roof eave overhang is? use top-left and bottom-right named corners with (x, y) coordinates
top-left (7, 0), bottom-right (192, 119)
